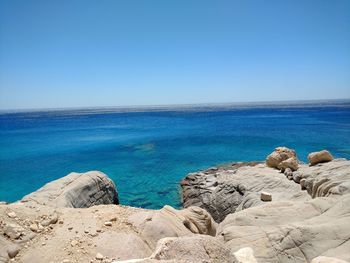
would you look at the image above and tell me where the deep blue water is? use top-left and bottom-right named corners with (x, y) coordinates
top-left (1, 104), bottom-right (350, 209)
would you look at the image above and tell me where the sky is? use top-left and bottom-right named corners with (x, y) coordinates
top-left (0, 0), bottom-right (350, 109)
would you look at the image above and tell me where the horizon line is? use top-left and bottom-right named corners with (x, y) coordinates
top-left (1, 98), bottom-right (350, 114)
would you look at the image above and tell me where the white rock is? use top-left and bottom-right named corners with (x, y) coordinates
top-left (261, 192), bottom-right (272, 202)
top-left (7, 212), bottom-right (17, 218)
top-left (233, 247), bottom-right (258, 263)
top-left (29, 223), bottom-right (39, 232)
top-left (104, 221), bottom-right (112, 226)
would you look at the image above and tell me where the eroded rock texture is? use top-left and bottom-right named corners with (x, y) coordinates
top-left (181, 162), bottom-right (309, 222)
top-left (20, 171), bottom-right (119, 208)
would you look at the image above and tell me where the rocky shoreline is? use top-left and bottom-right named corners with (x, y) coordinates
top-left (1, 148), bottom-right (350, 263)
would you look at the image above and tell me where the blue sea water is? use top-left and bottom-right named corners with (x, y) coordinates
top-left (1, 102), bottom-right (350, 209)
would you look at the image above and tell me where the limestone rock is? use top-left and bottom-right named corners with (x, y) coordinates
top-left (21, 171), bottom-right (118, 208)
top-left (266, 147), bottom-right (296, 169)
top-left (308, 150), bottom-right (333, 165)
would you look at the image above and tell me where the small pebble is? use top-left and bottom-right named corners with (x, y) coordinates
top-left (29, 224), bottom-right (39, 232)
top-left (95, 252), bottom-right (104, 260)
top-left (104, 221), bottom-right (112, 226)
top-left (261, 191), bottom-right (272, 202)
top-left (7, 244), bottom-right (20, 258)
top-left (7, 212), bottom-right (17, 218)
top-left (71, 240), bottom-right (78, 247)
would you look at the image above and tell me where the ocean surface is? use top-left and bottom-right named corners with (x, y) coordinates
top-left (1, 101), bottom-right (350, 209)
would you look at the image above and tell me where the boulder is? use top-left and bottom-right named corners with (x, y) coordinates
top-left (277, 157), bottom-right (299, 172)
top-left (308, 150), bottom-right (333, 165)
top-left (266, 147), bottom-right (296, 169)
top-left (21, 171), bottom-right (118, 208)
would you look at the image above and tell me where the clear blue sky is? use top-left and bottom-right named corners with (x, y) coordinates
top-left (0, 0), bottom-right (349, 109)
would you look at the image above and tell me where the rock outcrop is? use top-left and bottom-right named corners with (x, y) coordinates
top-left (181, 161), bottom-right (309, 222)
top-left (180, 148), bottom-right (350, 262)
top-left (20, 171), bottom-right (119, 208)
top-left (217, 194), bottom-right (350, 262)
top-left (308, 150), bottom-right (334, 165)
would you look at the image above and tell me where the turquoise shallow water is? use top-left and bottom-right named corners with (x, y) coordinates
top-left (1, 103), bottom-right (350, 208)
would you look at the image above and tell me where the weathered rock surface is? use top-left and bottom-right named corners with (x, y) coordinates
top-left (180, 150), bottom-right (350, 262)
top-left (149, 235), bottom-right (235, 262)
top-left (308, 150), bottom-right (334, 165)
top-left (0, 203), bottom-right (216, 262)
top-left (21, 171), bottom-right (119, 208)
top-left (217, 194), bottom-right (350, 262)
top-left (181, 161), bottom-right (309, 222)
top-left (297, 159), bottom-right (350, 198)
top-left (129, 205), bottom-right (217, 248)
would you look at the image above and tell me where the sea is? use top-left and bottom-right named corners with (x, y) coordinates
top-left (1, 100), bottom-right (350, 209)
